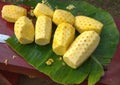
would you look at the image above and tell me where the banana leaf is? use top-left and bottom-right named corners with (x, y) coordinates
top-left (6, 0), bottom-right (119, 85)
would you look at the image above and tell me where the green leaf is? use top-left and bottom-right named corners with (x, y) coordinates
top-left (6, 0), bottom-right (119, 85)
top-left (88, 56), bottom-right (104, 85)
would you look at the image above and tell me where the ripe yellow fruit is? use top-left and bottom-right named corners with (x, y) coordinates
top-left (1, 5), bottom-right (27, 23)
top-left (52, 23), bottom-right (75, 55)
top-left (35, 15), bottom-right (52, 45)
top-left (14, 16), bottom-right (34, 44)
top-left (53, 9), bottom-right (75, 25)
top-left (63, 31), bottom-right (100, 69)
top-left (33, 3), bottom-right (54, 18)
top-left (74, 16), bottom-right (103, 34)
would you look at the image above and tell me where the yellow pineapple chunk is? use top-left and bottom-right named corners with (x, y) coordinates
top-left (33, 3), bottom-right (54, 18)
top-left (52, 23), bottom-right (75, 55)
top-left (74, 16), bottom-right (103, 34)
top-left (53, 9), bottom-right (74, 25)
top-left (14, 16), bottom-right (34, 44)
top-left (35, 15), bottom-right (52, 45)
top-left (1, 5), bottom-right (27, 23)
top-left (63, 31), bottom-right (100, 69)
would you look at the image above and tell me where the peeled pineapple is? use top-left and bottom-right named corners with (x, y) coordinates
top-left (52, 23), bottom-right (75, 55)
top-left (74, 16), bottom-right (103, 34)
top-left (14, 16), bottom-right (34, 44)
top-left (35, 15), bottom-right (52, 45)
top-left (53, 9), bottom-right (75, 25)
top-left (1, 5), bottom-right (27, 23)
top-left (63, 31), bottom-right (100, 69)
top-left (33, 3), bottom-right (54, 18)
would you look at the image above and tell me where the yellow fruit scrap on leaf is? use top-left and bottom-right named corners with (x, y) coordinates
top-left (53, 9), bottom-right (75, 25)
top-left (14, 16), bottom-right (35, 44)
top-left (63, 31), bottom-right (100, 69)
top-left (35, 15), bottom-right (52, 45)
top-left (74, 16), bottom-right (103, 34)
top-left (1, 5), bottom-right (27, 23)
top-left (52, 23), bottom-right (75, 55)
top-left (33, 3), bottom-right (54, 18)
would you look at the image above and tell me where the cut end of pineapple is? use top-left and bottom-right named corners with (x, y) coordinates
top-left (19, 37), bottom-right (33, 44)
top-left (1, 5), bottom-right (27, 23)
top-left (63, 57), bottom-right (77, 69)
top-left (74, 16), bottom-right (103, 34)
top-left (35, 38), bottom-right (50, 45)
top-left (52, 45), bottom-right (66, 55)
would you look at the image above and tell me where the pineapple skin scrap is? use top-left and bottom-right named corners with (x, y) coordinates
top-left (63, 31), bottom-right (100, 69)
top-left (52, 23), bottom-right (75, 55)
top-left (74, 16), bottom-right (103, 34)
top-left (14, 16), bottom-right (35, 44)
top-left (35, 15), bottom-right (52, 45)
top-left (1, 5), bottom-right (27, 23)
top-left (33, 3), bottom-right (54, 18)
top-left (53, 9), bottom-right (75, 25)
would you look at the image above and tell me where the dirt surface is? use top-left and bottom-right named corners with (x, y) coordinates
top-left (86, 0), bottom-right (120, 17)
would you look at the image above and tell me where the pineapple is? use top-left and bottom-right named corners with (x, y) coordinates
top-left (52, 23), bottom-right (75, 55)
top-left (1, 5), bottom-right (27, 23)
top-left (33, 3), bottom-right (54, 18)
top-left (63, 31), bottom-right (100, 69)
top-left (74, 16), bottom-right (103, 34)
top-left (14, 16), bottom-right (34, 44)
top-left (53, 9), bottom-right (74, 25)
top-left (35, 15), bottom-right (52, 45)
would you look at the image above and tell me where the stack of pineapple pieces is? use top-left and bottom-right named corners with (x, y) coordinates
top-left (1, 3), bottom-right (103, 69)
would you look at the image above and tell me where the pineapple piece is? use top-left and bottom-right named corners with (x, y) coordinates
top-left (1, 5), bottom-right (27, 23)
top-left (63, 31), bottom-right (100, 69)
top-left (52, 23), bottom-right (75, 55)
top-left (53, 9), bottom-right (74, 25)
top-left (35, 15), bottom-right (52, 45)
top-left (14, 16), bottom-right (34, 44)
top-left (74, 16), bottom-right (103, 34)
top-left (33, 3), bottom-right (54, 18)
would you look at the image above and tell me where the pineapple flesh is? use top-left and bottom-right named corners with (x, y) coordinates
top-left (1, 5), bottom-right (27, 23)
top-left (14, 16), bottom-right (34, 44)
top-left (52, 23), bottom-right (75, 55)
top-left (63, 31), bottom-right (100, 69)
top-left (35, 15), bottom-right (52, 45)
top-left (53, 9), bottom-right (75, 25)
top-left (74, 16), bottom-right (103, 34)
top-left (33, 3), bottom-right (54, 18)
